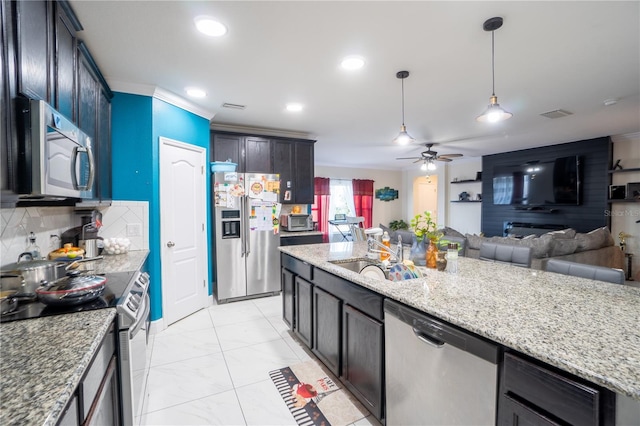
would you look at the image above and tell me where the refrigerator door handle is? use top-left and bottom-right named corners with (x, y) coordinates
top-left (240, 195), bottom-right (245, 257)
top-left (244, 196), bottom-right (251, 256)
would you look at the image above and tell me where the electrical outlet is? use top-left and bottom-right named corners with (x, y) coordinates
top-left (126, 223), bottom-right (142, 237)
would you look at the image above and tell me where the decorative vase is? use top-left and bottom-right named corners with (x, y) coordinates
top-left (426, 239), bottom-right (438, 269)
top-left (410, 236), bottom-right (427, 266)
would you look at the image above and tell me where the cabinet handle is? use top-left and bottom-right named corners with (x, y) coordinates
top-left (167, 241), bottom-right (175, 248)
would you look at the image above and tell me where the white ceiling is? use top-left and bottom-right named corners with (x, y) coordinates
top-left (69, 1), bottom-right (640, 171)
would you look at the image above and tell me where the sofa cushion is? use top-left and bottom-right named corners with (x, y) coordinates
top-left (379, 224), bottom-right (414, 245)
top-left (440, 226), bottom-right (465, 239)
top-left (489, 234), bottom-right (553, 258)
top-left (575, 227), bottom-right (614, 252)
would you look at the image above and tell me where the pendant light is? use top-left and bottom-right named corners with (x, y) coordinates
top-left (476, 17), bottom-right (512, 123)
top-left (392, 71), bottom-right (415, 145)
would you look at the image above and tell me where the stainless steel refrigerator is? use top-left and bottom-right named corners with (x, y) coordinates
top-left (213, 171), bottom-right (282, 302)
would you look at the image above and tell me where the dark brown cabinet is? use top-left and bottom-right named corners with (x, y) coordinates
top-left (281, 267), bottom-right (295, 329)
top-left (499, 352), bottom-right (614, 426)
top-left (342, 304), bottom-right (384, 421)
top-left (245, 136), bottom-right (271, 172)
top-left (54, 1), bottom-right (80, 119)
top-left (312, 286), bottom-right (341, 375)
top-left (280, 253), bottom-right (385, 422)
top-left (211, 132), bottom-right (315, 202)
top-left (294, 276), bottom-right (313, 348)
top-left (77, 41), bottom-right (112, 203)
top-left (15, 0), bottom-right (51, 102)
top-left (211, 133), bottom-right (242, 166)
top-left (272, 139), bottom-right (315, 204)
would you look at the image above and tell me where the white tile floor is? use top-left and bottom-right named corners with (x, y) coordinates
top-left (137, 294), bottom-right (380, 426)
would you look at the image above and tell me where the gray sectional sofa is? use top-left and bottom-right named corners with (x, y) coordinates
top-left (464, 227), bottom-right (625, 271)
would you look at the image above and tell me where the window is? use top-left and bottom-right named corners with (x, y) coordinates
top-left (329, 179), bottom-right (356, 220)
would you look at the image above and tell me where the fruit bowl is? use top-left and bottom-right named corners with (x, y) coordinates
top-left (103, 237), bottom-right (131, 255)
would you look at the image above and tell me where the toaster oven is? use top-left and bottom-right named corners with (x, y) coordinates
top-left (280, 214), bottom-right (313, 231)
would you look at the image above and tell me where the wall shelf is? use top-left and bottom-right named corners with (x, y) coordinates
top-left (451, 179), bottom-right (481, 184)
top-left (608, 167), bottom-right (640, 174)
top-left (607, 199), bottom-right (639, 203)
top-left (450, 200), bottom-right (482, 203)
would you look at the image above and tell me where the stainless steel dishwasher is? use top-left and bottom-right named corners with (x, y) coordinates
top-left (384, 299), bottom-right (500, 425)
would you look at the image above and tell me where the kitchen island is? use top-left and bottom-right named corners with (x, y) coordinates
top-left (279, 242), bottom-right (640, 406)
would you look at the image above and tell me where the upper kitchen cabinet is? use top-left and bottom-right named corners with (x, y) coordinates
top-left (211, 133), bottom-right (242, 167)
top-left (211, 133), bottom-right (272, 173)
top-left (77, 41), bottom-right (113, 203)
top-left (211, 131), bottom-right (315, 203)
top-left (14, 0), bottom-right (52, 102)
top-left (54, 1), bottom-right (81, 119)
top-left (273, 138), bottom-right (315, 204)
top-left (14, 0), bottom-right (81, 119)
top-left (245, 136), bottom-right (271, 173)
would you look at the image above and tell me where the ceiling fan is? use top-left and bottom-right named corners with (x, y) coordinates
top-left (396, 143), bottom-right (463, 163)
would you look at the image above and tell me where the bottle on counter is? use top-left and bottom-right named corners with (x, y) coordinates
top-left (446, 242), bottom-right (459, 274)
top-left (380, 231), bottom-right (391, 261)
top-left (26, 232), bottom-right (41, 259)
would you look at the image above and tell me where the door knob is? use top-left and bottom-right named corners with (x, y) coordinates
top-left (167, 241), bottom-right (175, 248)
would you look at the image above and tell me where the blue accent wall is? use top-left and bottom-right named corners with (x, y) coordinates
top-left (112, 92), bottom-right (212, 322)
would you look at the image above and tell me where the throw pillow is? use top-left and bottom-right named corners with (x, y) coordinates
top-left (465, 234), bottom-right (486, 250)
top-left (545, 228), bottom-right (577, 239)
top-left (575, 227), bottom-right (614, 252)
top-left (441, 226), bottom-right (465, 239)
top-left (549, 238), bottom-right (580, 256)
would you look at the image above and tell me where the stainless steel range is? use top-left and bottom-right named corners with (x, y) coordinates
top-left (115, 271), bottom-right (151, 426)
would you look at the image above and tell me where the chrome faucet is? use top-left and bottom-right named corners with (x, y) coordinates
top-left (368, 234), bottom-right (403, 263)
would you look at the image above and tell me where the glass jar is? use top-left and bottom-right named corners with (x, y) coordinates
top-left (426, 239), bottom-right (438, 269)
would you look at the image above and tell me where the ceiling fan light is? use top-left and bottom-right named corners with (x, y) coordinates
top-left (392, 125), bottom-right (415, 145)
top-left (427, 159), bottom-right (437, 171)
top-left (420, 161), bottom-right (428, 171)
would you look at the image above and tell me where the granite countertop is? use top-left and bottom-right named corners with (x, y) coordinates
top-left (280, 230), bottom-right (323, 237)
top-left (279, 242), bottom-right (640, 400)
top-left (0, 309), bottom-right (116, 426)
top-left (76, 249), bottom-right (149, 274)
top-left (0, 250), bottom-right (149, 425)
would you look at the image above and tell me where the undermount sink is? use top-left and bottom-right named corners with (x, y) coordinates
top-left (329, 258), bottom-right (389, 280)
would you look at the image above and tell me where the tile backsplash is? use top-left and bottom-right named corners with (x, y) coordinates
top-left (0, 201), bottom-right (149, 267)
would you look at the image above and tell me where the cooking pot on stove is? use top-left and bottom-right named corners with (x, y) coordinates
top-left (1, 254), bottom-right (67, 295)
top-left (36, 271), bottom-right (107, 306)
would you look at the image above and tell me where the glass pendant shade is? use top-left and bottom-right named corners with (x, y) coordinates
top-left (427, 159), bottom-right (437, 171)
top-left (476, 95), bottom-right (512, 123)
top-left (393, 124), bottom-right (415, 145)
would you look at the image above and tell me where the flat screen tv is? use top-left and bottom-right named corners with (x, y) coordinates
top-left (492, 155), bottom-right (581, 206)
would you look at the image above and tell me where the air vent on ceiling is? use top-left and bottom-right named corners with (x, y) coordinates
top-left (222, 103), bottom-right (246, 110)
top-left (540, 109), bottom-right (573, 119)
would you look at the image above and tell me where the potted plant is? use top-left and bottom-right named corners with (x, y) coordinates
top-left (389, 219), bottom-right (409, 231)
top-left (409, 211), bottom-right (443, 267)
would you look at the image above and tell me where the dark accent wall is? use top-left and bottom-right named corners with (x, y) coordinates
top-left (481, 137), bottom-right (611, 237)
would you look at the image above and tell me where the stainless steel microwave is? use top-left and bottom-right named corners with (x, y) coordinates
top-left (15, 98), bottom-right (94, 200)
top-left (281, 214), bottom-right (314, 231)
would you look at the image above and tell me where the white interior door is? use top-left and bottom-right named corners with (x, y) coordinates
top-left (413, 176), bottom-right (439, 222)
top-left (160, 137), bottom-right (208, 326)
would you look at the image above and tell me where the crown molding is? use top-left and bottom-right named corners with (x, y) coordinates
top-left (611, 132), bottom-right (640, 143)
top-left (210, 122), bottom-right (312, 140)
top-left (109, 81), bottom-right (216, 120)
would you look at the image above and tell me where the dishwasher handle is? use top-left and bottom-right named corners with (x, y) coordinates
top-left (413, 327), bottom-right (445, 348)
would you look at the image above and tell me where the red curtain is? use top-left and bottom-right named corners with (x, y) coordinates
top-left (312, 177), bottom-right (331, 242)
top-left (352, 179), bottom-right (374, 229)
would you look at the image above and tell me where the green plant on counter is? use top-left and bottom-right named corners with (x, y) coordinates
top-left (410, 211), bottom-right (442, 242)
top-left (389, 219), bottom-right (409, 231)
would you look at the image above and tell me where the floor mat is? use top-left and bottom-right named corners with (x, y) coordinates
top-left (269, 359), bottom-right (369, 426)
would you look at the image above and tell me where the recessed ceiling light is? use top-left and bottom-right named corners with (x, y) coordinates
top-left (185, 87), bottom-right (207, 98)
top-left (194, 16), bottom-right (227, 37)
top-left (286, 103), bottom-right (303, 112)
top-left (341, 56), bottom-right (365, 70)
